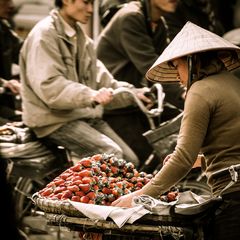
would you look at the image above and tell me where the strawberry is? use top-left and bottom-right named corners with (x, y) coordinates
top-left (80, 196), bottom-right (90, 204)
top-left (100, 163), bottom-right (109, 172)
top-left (79, 183), bottom-right (91, 193)
top-left (79, 158), bottom-right (92, 168)
top-left (93, 185), bottom-right (99, 191)
top-left (53, 178), bottom-right (65, 186)
top-left (71, 196), bottom-right (81, 202)
top-left (54, 186), bottom-right (66, 194)
top-left (167, 191), bottom-right (178, 202)
top-left (91, 154), bottom-right (103, 162)
top-left (41, 187), bottom-right (53, 197)
top-left (60, 172), bottom-right (72, 180)
top-left (92, 165), bottom-right (101, 174)
top-left (82, 177), bottom-right (96, 185)
top-left (71, 176), bottom-right (82, 182)
top-left (75, 191), bottom-right (85, 197)
top-left (79, 169), bottom-right (93, 178)
top-left (86, 191), bottom-right (96, 200)
top-left (102, 187), bottom-right (112, 195)
top-left (110, 166), bottom-right (119, 175)
top-left (67, 185), bottom-right (79, 192)
top-left (70, 164), bottom-right (82, 172)
top-left (61, 190), bottom-right (73, 199)
top-left (55, 193), bottom-right (63, 199)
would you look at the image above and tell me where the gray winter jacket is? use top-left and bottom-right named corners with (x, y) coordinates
top-left (20, 10), bottom-right (135, 137)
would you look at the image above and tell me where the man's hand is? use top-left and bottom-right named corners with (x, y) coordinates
top-left (3, 79), bottom-right (21, 94)
top-left (135, 87), bottom-right (154, 109)
top-left (93, 87), bottom-right (113, 105)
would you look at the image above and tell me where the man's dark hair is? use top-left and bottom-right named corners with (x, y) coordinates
top-left (55, 0), bottom-right (63, 8)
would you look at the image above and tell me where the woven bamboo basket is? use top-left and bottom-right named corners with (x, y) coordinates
top-left (32, 194), bottom-right (205, 239)
top-left (32, 193), bottom-right (84, 217)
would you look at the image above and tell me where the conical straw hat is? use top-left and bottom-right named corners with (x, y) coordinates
top-left (146, 21), bottom-right (240, 83)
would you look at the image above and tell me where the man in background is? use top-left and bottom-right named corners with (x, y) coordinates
top-left (0, 0), bottom-right (22, 125)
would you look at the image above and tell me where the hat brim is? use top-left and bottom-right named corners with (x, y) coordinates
top-left (146, 22), bottom-right (240, 83)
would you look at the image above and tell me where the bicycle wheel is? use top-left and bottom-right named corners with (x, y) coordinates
top-left (13, 165), bottom-right (69, 234)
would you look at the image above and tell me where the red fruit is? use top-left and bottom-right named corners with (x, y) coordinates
top-left (71, 176), bottom-right (82, 182)
top-left (133, 169), bottom-right (139, 177)
top-left (88, 199), bottom-right (95, 204)
top-left (75, 191), bottom-right (85, 197)
top-left (67, 185), bottom-right (79, 192)
top-left (53, 179), bottom-right (65, 186)
top-left (92, 165), bottom-right (101, 174)
top-left (116, 182), bottom-right (124, 189)
top-left (167, 192), bottom-right (178, 202)
top-left (55, 193), bottom-right (63, 199)
top-left (71, 196), bottom-right (81, 202)
top-left (79, 169), bottom-right (93, 178)
top-left (70, 164), bottom-right (82, 172)
top-left (110, 166), bottom-right (119, 175)
top-left (61, 190), bottom-right (73, 199)
top-left (112, 188), bottom-right (120, 197)
top-left (91, 154), bottom-right (103, 162)
top-left (60, 172), bottom-right (72, 180)
top-left (54, 186), bottom-right (67, 194)
top-left (79, 183), bottom-right (91, 193)
top-left (130, 177), bottom-right (137, 184)
top-left (72, 179), bottom-right (82, 185)
top-left (82, 177), bottom-right (95, 185)
top-left (100, 163), bottom-right (108, 172)
top-left (46, 182), bottom-right (55, 188)
top-left (93, 185), bottom-right (99, 191)
top-left (79, 158), bottom-right (92, 168)
top-left (102, 187), bottom-right (112, 194)
top-left (80, 196), bottom-right (90, 203)
top-left (86, 191), bottom-right (96, 200)
top-left (135, 182), bottom-right (143, 188)
top-left (41, 188), bottom-right (53, 197)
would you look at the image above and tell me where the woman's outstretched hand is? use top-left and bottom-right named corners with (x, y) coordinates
top-left (111, 189), bottom-right (143, 208)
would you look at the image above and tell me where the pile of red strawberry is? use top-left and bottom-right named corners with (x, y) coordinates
top-left (38, 153), bottom-right (153, 205)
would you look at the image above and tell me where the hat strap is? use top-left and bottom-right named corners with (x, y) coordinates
top-left (187, 55), bottom-right (193, 91)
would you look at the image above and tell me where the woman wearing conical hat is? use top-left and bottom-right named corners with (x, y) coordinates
top-left (112, 22), bottom-right (240, 240)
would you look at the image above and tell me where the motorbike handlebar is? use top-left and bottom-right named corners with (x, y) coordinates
top-left (111, 84), bottom-right (165, 129)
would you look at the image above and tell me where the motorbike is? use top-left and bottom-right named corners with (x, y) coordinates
top-left (0, 122), bottom-right (73, 235)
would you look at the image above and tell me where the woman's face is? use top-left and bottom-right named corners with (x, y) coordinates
top-left (60, 0), bottom-right (93, 27)
top-left (172, 58), bottom-right (188, 87)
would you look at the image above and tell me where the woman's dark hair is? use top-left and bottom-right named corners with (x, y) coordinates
top-left (55, 0), bottom-right (63, 8)
top-left (191, 51), bottom-right (226, 81)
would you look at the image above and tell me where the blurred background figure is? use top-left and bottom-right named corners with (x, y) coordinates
top-left (166, 0), bottom-right (225, 37)
top-left (97, 0), bottom-right (185, 170)
top-left (0, 0), bottom-right (23, 125)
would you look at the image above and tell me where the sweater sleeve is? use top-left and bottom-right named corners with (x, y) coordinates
top-left (141, 83), bottom-right (211, 198)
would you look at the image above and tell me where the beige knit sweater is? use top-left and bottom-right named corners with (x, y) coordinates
top-left (142, 71), bottom-right (240, 197)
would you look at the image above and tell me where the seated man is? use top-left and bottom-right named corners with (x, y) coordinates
top-left (19, 0), bottom-right (152, 168)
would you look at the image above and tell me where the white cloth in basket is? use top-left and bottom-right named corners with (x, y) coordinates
top-left (69, 200), bottom-right (150, 228)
